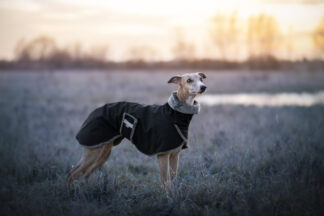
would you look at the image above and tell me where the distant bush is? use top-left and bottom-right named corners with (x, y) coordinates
top-left (11, 35), bottom-right (110, 69)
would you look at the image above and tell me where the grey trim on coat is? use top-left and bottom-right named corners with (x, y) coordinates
top-left (168, 92), bottom-right (200, 114)
top-left (155, 141), bottom-right (185, 156)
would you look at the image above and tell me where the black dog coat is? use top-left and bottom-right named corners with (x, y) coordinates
top-left (76, 92), bottom-right (200, 156)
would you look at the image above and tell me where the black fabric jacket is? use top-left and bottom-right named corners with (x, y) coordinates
top-left (76, 92), bottom-right (200, 156)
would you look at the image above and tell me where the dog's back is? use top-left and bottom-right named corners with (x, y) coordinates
top-left (76, 100), bottom-right (191, 155)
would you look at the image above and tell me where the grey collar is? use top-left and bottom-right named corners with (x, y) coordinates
top-left (168, 92), bottom-right (200, 114)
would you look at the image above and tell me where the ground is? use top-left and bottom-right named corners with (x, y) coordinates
top-left (0, 69), bottom-right (323, 216)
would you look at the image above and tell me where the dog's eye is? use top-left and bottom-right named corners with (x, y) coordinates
top-left (199, 78), bottom-right (203, 82)
top-left (187, 79), bottom-right (193, 83)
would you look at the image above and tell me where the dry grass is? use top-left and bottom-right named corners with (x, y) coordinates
top-left (0, 70), bottom-right (323, 216)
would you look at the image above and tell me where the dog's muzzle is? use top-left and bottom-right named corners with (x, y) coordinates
top-left (200, 85), bottom-right (207, 93)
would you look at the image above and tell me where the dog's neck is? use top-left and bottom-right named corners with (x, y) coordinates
top-left (168, 91), bottom-right (200, 114)
top-left (177, 88), bottom-right (196, 105)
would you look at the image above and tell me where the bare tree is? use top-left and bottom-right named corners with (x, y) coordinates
top-left (90, 45), bottom-right (109, 61)
top-left (126, 45), bottom-right (159, 62)
top-left (171, 28), bottom-right (196, 61)
top-left (14, 35), bottom-right (58, 61)
top-left (284, 27), bottom-right (294, 60)
top-left (313, 16), bottom-right (324, 58)
top-left (66, 42), bottom-right (83, 60)
top-left (247, 13), bottom-right (281, 58)
top-left (210, 11), bottom-right (239, 60)
top-left (14, 38), bottom-right (27, 60)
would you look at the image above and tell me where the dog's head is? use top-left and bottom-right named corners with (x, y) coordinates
top-left (168, 72), bottom-right (207, 96)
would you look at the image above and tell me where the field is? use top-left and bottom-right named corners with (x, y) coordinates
top-left (0, 69), bottom-right (323, 216)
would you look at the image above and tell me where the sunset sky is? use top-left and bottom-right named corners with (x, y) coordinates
top-left (0, 0), bottom-right (323, 60)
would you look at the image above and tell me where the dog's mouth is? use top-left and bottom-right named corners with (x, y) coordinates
top-left (198, 89), bottom-right (206, 94)
top-left (190, 90), bottom-right (205, 95)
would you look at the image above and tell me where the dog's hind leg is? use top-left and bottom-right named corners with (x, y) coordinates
top-left (83, 143), bottom-right (113, 178)
top-left (67, 158), bottom-right (87, 184)
top-left (67, 142), bottom-right (113, 184)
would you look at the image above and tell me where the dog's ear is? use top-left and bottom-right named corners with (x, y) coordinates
top-left (198, 72), bottom-right (207, 79)
top-left (168, 76), bottom-right (182, 84)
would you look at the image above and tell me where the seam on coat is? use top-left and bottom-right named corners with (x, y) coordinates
top-left (174, 124), bottom-right (188, 142)
top-left (79, 117), bottom-right (101, 131)
top-left (80, 134), bottom-right (122, 149)
top-left (119, 112), bottom-right (138, 143)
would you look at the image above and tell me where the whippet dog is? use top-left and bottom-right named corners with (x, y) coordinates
top-left (68, 72), bottom-right (207, 195)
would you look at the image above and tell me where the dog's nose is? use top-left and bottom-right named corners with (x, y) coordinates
top-left (200, 85), bottom-right (207, 92)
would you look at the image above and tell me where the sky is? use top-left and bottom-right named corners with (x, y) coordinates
top-left (0, 0), bottom-right (323, 60)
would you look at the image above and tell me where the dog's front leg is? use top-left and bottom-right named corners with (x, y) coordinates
top-left (157, 153), bottom-right (171, 195)
top-left (169, 150), bottom-right (180, 181)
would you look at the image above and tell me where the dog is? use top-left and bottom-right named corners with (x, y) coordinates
top-left (68, 72), bottom-right (207, 194)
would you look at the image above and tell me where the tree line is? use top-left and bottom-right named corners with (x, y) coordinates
top-left (1, 12), bottom-right (324, 70)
